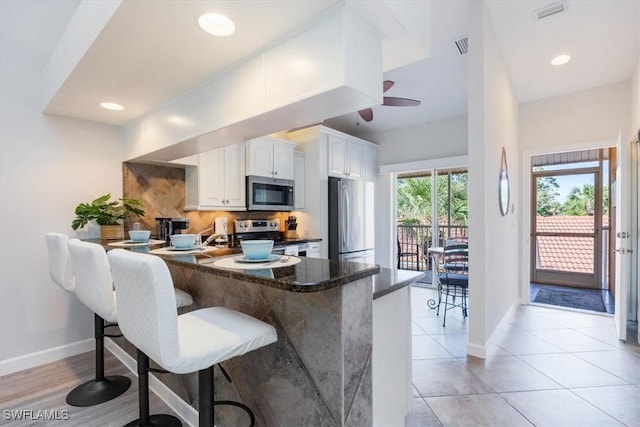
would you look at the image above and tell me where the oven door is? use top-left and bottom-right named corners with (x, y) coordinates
top-left (247, 176), bottom-right (294, 211)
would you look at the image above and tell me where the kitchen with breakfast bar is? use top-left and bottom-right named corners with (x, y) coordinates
top-left (3, 1), bottom-right (639, 427)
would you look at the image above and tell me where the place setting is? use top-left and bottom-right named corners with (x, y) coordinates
top-left (150, 233), bottom-right (218, 255)
top-left (211, 240), bottom-right (301, 270)
top-left (107, 230), bottom-right (165, 247)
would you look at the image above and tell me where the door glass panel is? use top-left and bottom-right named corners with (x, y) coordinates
top-left (536, 235), bottom-right (595, 274)
top-left (535, 173), bottom-right (595, 232)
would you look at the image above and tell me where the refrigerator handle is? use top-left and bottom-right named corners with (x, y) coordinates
top-left (342, 183), bottom-right (349, 250)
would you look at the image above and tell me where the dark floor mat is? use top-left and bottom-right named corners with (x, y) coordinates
top-left (533, 288), bottom-right (606, 312)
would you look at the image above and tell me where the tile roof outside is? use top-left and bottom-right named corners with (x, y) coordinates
top-left (535, 216), bottom-right (608, 274)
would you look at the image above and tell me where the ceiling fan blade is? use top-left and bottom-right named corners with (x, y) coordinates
top-left (383, 80), bottom-right (395, 93)
top-left (358, 108), bottom-right (373, 122)
top-left (383, 96), bottom-right (421, 107)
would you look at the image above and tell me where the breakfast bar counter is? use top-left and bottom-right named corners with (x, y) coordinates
top-left (97, 240), bottom-right (384, 426)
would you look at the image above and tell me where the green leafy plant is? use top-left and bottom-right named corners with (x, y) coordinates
top-left (71, 193), bottom-right (145, 230)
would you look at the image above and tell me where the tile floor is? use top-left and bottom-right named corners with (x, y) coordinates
top-left (406, 285), bottom-right (640, 427)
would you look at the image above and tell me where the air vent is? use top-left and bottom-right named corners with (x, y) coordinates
top-left (535, 2), bottom-right (565, 20)
top-left (454, 36), bottom-right (468, 55)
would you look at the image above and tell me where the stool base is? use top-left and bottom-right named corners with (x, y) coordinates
top-left (66, 375), bottom-right (131, 407)
top-left (124, 414), bottom-right (182, 427)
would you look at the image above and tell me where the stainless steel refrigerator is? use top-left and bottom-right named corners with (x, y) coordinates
top-left (328, 177), bottom-right (375, 264)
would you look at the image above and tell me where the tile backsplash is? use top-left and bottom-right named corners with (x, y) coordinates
top-left (123, 162), bottom-right (290, 238)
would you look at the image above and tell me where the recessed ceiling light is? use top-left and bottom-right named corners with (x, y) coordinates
top-left (198, 13), bottom-right (235, 36)
top-left (100, 102), bottom-right (124, 111)
top-left (551, 54), bottom-right (571, 66)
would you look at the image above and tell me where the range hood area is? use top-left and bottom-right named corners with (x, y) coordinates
top-left (39, 1), bottom-right (431, 164)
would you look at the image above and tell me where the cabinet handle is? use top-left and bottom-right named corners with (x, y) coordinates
top-left (274, 171), bottom-right (278, 175)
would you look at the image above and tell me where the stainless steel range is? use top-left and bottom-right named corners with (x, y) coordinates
top-left (234, 219), bottom-right (281, 242)
top-left (234, 219), bottom-right (308, 256)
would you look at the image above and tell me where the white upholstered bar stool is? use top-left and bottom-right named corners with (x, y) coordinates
top-left (108, 249), bottom-right (277, 427)
top-left (46, 232), bottom-right (131, 406)
top-left (65, 240), bottom-right (194, 407)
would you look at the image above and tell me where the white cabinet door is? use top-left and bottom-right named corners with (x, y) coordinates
top-left (307, 241), bottom-right (321, 258)
top-left (273, 140), bottom-right (295, 180)
top-left (328, 135), bottom-right (348, 178)
top-left (294, 151), bottom-right (305, 210)
top-left (224, 143), bottom-right (246, 208)
top-left (346, 141), bottom-right (363, 179)
top-left (247, 138), bottom-right (275, 178)
top-left (199, 148), bottom-right (225, 207)
top-left (247, 137), bottom-right (295, 179)
top-left (188, 143), bottom-right (246, 210)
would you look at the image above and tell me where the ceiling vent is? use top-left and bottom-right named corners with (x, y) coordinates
top-left (454, 36), bottom-right (468, 55)
top-left (535, 2), bottom-right (566, 20)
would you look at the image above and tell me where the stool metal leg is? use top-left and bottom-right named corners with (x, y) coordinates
top-left (65, 314), bottom-right (131, 407)
top-left (124, 350), bottom-right (181, 427)
top-left (199, 366), bottom-right (256, 427)
top-left (199, 367), bottom-right (214, 426)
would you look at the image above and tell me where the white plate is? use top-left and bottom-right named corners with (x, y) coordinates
top-left (108, 239), bottom-right (165, 247)
top-left (168, 246), bottom-right (204, 251)
top-left (234, 254), bottom-right (280, 263)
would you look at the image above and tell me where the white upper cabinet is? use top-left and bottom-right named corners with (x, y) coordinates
top-left (185, 143), bottom-right (246, 211)
top-left (247, 136), bottom-right (296, 180)
top-left (328, 134), bottom-right (363, 179)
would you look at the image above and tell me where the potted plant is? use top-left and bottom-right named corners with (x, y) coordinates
top-left (71, 193), bottom-right (145, 239)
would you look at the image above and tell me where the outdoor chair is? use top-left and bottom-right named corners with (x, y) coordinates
top-left (437, 243), bottom-right (469, 326)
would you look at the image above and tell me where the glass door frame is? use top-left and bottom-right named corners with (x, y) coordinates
top-left (530, 166), bottom-right (603, 289)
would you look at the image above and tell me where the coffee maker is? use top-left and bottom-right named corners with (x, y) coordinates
top-left (155, 217), bottom-right (190, 242)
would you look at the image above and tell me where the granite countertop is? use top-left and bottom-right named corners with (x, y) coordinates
top-left (95, 239), bottom-right (379, 293)
top-left (372, 268), bottom-right (425, 300)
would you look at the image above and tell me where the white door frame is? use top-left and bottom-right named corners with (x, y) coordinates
top-left (520, 139), bottom-right (616, 306)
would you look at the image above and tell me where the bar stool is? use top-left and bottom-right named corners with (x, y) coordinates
top-left (108, 249), bottom-right (277, 427)
top-left (65, 240), bottom-right (194, 407)
top-left (45, 232), bottom-right (76, 294)
top-left (46, 232), bottom-right (130, 406)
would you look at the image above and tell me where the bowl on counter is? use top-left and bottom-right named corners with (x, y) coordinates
top-left (240, 240), bottom-right (274, 260)
top-left (128, 230), bottom-right (151, 242)
top-left (170, 234), bottom-right (197, 249)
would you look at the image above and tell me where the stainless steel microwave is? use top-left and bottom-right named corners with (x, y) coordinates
top-left (246, 176), bottom-right (294, 211)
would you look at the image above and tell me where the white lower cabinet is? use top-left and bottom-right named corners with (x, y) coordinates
top-left (185, 143), bottom-right (246, 211)
top-left (306, 241), bottom-right (321, 258)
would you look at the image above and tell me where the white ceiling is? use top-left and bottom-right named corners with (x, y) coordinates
top-left (4, 0), bottom-right (639, 137)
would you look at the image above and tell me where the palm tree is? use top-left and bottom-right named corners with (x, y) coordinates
top-left (536, 175), bottom-right (561, 216)
top-left (562, 184), bottom-right (597, 215)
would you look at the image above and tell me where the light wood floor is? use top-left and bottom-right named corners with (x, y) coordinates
top-left (0, 351), bottom-right (185, 426)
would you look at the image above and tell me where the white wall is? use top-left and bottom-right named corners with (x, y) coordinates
top-left (363, 115), bottom-right (468, 166)
top-left (518, 80), bottom-right (632, 326)
top-left (520, 80), bottom-right (631, 150)
top-left (466, 0), bottom-right (520, 357)
top-left (0, 3), bottom-right (125, 372)
top-left (632, 57), bottom-right (640, 139)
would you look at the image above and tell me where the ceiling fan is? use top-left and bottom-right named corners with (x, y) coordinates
top-left (358, 80), bottom-right (421, 122)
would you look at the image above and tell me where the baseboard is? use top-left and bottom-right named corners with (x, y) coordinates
top-left (104, 338), bottom-right (198, 427)
top-left (466, 297), bottom-right (520, 359)
top-left (0, 338), bottom-right (94, 377)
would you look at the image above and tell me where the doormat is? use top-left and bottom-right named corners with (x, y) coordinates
top-left (533, 288), bottom-right (606, 313)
